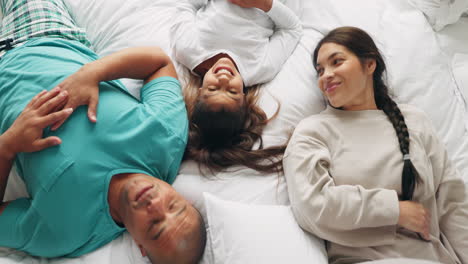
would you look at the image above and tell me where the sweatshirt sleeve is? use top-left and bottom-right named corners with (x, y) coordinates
top-left (170, 0), bottom-right (207, 71)
top-left (252, 0), bottom-right (303, 85)
top-left (423, 115), bottom-right (468, 263)
top-left (283, 124), bottom-right (400, 247)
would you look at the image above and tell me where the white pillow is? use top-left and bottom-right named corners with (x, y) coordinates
top-left (360, 259), bottom-right (442, 264)
top-left (452, 53), bottom-right (468, 133)
top-left (172, 160), bottom-right (291, 218)
top-left (408, 0), bottom-right (468, 30)
top-left (201, 193), bottom-right (328, 264)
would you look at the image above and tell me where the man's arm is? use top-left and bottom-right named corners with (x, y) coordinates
top-left (52, 47), bottom-right (177, 129)
top-left (0, 89), bottom-right (73, 206)
top-left (80, 46), bottom-right (177, 84)
top-left (0, 138), bottom-right (15, 210)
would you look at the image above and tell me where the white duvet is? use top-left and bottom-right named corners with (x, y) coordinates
top-left (1, 0), bottom-right (468, 263)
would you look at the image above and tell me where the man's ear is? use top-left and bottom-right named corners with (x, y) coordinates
top-left (138, 244), bottom-right (147, 257)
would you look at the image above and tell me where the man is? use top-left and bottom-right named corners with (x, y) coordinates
top-left (0, 0), bottom-right (206, 263)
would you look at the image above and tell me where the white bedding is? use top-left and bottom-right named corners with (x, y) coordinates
top-left (1, 0), bottom-right (468, 263)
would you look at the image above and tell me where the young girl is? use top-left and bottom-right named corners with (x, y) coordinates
top-left (283, 27), bottom-right (468, 264)
top-left (171, 0), bottom-right (302, 173)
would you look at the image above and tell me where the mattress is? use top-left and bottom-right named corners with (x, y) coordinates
top-left (1, 0), bottom-right (468, 263)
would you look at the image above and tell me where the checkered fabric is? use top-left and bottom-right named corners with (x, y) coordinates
top-left (0, 0), bottom-right (90, 51)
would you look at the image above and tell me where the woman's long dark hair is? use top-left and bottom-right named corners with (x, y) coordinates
top-left (313, 27), bottom-right (420, 201)
top-left (183, 75), bottom-right (285, 174)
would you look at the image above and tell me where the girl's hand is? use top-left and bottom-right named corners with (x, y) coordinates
top-left (50, 64), bottom-right (100, 130)
top-left (398, 201), bottom-right (431, 241)
top-left (228, 0), bottom-right (273, 12)
top-left (1, 88), bottom-right (73, 159)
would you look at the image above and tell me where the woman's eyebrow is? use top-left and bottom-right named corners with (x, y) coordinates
top-left (317, 52), bottom-right (344, 67)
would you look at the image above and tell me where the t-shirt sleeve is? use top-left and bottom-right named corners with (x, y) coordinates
top-left (140, 76), bottom-right (188, 141)
top-left (283, 121), bottom-right (400, 247)
top-left (0, 198), bottom-right (36, 249)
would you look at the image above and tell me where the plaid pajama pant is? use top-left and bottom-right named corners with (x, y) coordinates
top-left (0, 0), bottom-right (90, 52)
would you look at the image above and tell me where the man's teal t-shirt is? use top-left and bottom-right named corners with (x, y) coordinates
top-left (0, 38), bottom-right (188, 257)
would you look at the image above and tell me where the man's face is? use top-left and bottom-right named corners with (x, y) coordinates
top-left (119, 174), bottom-right (202, 263)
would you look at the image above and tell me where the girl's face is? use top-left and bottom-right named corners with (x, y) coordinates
top-left (199, 57), bottom-right (244, 111)
top-left (316, 43), bottom-right (377, 111)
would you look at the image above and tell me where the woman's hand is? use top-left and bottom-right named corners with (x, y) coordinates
top-left (228, 0), bottom-right (273, 12)
top-left (0, 88), bottom-right (73, 159)
top-left (50, 64), bottom-right (100, 130)
top-left (398, 201), bottom-right (431, 241)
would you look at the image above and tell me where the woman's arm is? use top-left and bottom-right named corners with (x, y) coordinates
top-left (0, 89), bottom-right (73, 206)
top-left (424, 115), bottom-right (468, 262)
top-left (283, 125), bottom-right (401, 247)
top-left (51, 46), bottom-right (176, 130)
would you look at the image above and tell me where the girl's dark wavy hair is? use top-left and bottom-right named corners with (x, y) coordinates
top-left (183, 75), bottom-right (285, 174)
top-left (313, 27), bottom-right (420, 201)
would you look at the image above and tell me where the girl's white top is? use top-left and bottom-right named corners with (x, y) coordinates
top-left (170, 0), bottom-right (303, 87)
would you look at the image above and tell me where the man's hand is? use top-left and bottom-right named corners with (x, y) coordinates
top-left (1, 88), bottom-right (73, 159)
top-left (51, 65), bottom-right (100, 130)
top-left (398, 201), bottom-right (431, 241)
top-left (228, 0), bottom-right (273, 12)
top-left (49, 46), bottom-right (177, 131)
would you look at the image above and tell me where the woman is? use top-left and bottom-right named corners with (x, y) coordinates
top-left (171, 0), bottom-right (302, 173)
top-left (283, 27), bottom-right (468, 264)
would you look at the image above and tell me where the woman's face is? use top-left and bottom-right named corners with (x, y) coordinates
top-left (316, 43), bottom-right (377, 111)
top-left (199, 57), bottom-right (245, 111)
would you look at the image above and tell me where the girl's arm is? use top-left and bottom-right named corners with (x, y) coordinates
top-left (228, 0), bottom-right (272, 11)
top-left (170, 0), bottom-right (208, 74)
top-left (231, 0), bottom-right (303, 85)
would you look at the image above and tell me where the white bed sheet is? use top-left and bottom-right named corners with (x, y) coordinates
top-left (1, 0), bottom-right (468, 263)
top-left (437, 15), bottom-right (468, 58)
top-left (437, 15), bottom-right (468, 132)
